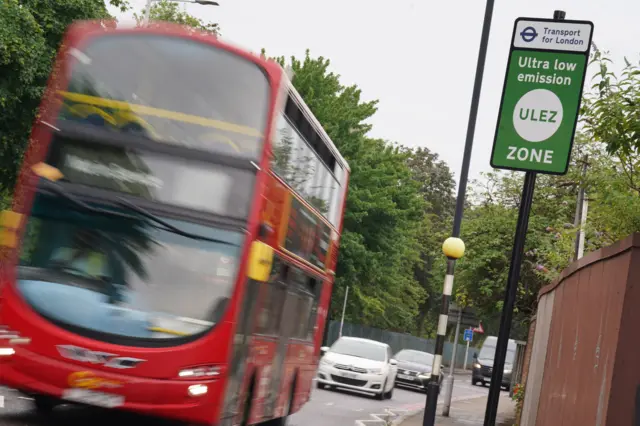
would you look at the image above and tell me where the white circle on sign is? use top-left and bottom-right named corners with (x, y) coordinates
top-left (512, 89), bottom-right (563, 142)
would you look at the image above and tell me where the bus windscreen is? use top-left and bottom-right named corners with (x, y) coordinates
top-left (17, 192), bottom-right (244, 346)
top-left (57, 33), bottom-right (270, 159)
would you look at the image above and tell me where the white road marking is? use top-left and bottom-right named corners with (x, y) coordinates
top-left (325, 402), bottom-right (334, 406)
top-left (0, 395), bottom-right (4, 408)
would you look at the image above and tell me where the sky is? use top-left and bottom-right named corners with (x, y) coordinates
top-left (112, 0), bottom-right (640, 188)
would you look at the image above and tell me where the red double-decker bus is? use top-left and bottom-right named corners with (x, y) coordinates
top-left (0, 21), bottom-right (349, 426)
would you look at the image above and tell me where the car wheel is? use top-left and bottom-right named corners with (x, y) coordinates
top-left (376, 380), bottom-right (387, 400)
top-left (385, 385), bottom-right (394, 400)
top-left (316, 382), bottom-right (326, 390)
top-left (472, 379), bottom-right (478, 386)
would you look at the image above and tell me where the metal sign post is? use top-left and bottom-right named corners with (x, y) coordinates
top-left (463, 329), bottom-right (473, 370)
top-left (483, 10), bottom-right (593, 426)
top-left (338, 286), bottom-right (349, 338)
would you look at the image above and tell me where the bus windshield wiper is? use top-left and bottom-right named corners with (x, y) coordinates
top-left (113, 197), bottom-right (238, 246)
top-left (40, 179), bottom-right (140, 221)
top-left (39, 181), bottom-right (238, 246)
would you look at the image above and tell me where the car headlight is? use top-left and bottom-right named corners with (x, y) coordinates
top-left (504, 369), bottom-right (512, 375)
top-left (368, 368), bottom-right (383, 375)
top-left (320, 358), bottom-right (334, 366)
top-left (418, 373), bottom-right (432, 380)
top-left (473, 363), bottom-right (481, 369)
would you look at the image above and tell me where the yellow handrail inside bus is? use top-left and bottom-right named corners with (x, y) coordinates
top-left (112, 110), bottom-right (159, 137)
top-left (58, 91), bottom-right (263, 138)
top-left (147, 326), bottom-right (190, 336)
top-left (67, 104), bottom-right (117, 126)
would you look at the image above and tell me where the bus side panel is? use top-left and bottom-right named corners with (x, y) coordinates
top-left (279, 340), bottom-right (314, 415)
top-left (247, 336), bottom-right (278, 423)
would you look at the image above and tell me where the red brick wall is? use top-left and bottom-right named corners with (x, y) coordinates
top-left (516, 315), bottom-right (537, 425)
top-left (521, 315), bottom-right (537, 386)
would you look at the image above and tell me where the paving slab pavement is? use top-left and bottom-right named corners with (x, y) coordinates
top-left (396, 393), bottom-right (515, 426)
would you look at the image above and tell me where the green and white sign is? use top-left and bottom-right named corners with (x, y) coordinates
top-left (490, 18), bottom-right (594, 175)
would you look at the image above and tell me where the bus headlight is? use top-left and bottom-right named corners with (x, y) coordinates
top-left (0, 348), bottom-right (15, 356)
top-left (188, 384), bottom-right (208, 397)
top-left (179, 366), bottom-right (221, 378)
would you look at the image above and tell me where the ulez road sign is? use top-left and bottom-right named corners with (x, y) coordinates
top-left (490, 17), bottom-right (594, 175)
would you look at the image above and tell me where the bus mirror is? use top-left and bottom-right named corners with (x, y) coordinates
top-left (246, 240), bottom-right (274, 282)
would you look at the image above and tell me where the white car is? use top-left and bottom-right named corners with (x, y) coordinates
top-left (316, 337), bottom-right (398, 400)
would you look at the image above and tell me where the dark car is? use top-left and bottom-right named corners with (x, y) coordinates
top-left (393, 349), bottom-right (442, 392)
top-left (471, 336), bottom-right (516, 390)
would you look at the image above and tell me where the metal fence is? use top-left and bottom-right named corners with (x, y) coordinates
top-left (324, 320), bottom-right (482, 369)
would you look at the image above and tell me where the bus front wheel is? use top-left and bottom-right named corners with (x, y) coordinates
top-left (263, 378), bottom-right (296, 426)
top-left (33, 395), bottom-right (58, 413)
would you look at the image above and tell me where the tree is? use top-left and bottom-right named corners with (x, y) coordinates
top-left (401, 146), bottom-right (456, 336)
top-left (453, 131), bottom-right (640, 338)
top-left (582, 50), bottom-right (640, 157)
top-left (0, 0), bottom-right (129, 192)
top-left (580, 51), bottom-right (640, 241)
top-left (134, 0), bottom-right (219, 35)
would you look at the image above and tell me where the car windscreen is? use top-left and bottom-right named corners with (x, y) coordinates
top-left (479, 343), bottom-right (516, 364)
top-left (330, 339), bottom-right (386, 362)
top-left (395, 350), bottom-right (434, 365)
top-left (59, 33), bottom-right (270, 159)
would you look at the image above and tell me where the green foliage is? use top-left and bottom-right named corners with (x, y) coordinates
top-left (579, 52), bottom-right (640, 242)
top-left (401, 147), bottom-right (455, 336)
top-left (455, 133), bottom-right (640, 338)
top-left (134, 0), bottom-right (219, 35)
top-left (0, 0), bottom-right (48, 188)
top-left (581, 49), bottom-right (640, 156)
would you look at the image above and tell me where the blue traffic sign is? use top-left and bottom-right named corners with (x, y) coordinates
top-left (463, 329), bottom-right (474, 342)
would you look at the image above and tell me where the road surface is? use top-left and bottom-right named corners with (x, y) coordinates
top-left (290, 374), bottom-right (489, 426)
top-left (0, 374), bottom-right (490, 425)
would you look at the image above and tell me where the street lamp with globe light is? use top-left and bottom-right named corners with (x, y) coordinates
top-left (422, 237), bottom-right (465, 426)
top-left (143, 0), bottom-right (220, 26)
